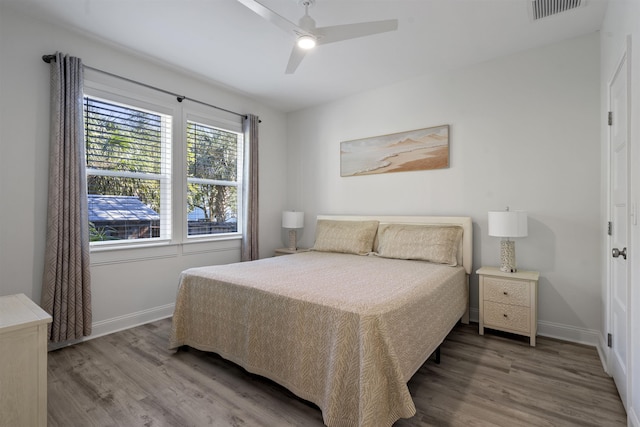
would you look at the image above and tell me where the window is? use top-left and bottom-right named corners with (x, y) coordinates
top-left (84, 96), bottom-right (172, 243)
top-left (186, 120), bottom-right (243, 237)
top-left (83, 82), bottom-right (244, 248)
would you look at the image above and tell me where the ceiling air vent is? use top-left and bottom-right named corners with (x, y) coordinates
top-left (530, 0), bottom-right (584, 20)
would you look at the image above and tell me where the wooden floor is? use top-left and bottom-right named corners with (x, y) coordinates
top-left (47, 319), bottom-right (626, 427)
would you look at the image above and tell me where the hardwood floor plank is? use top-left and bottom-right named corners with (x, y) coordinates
top-left (47, 319), bottom-right (625, 426)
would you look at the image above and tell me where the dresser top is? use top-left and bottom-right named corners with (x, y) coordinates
top-left (0, 294), bottom-right (52, 333)
top-left (476, 266), bottom-right (539, 281)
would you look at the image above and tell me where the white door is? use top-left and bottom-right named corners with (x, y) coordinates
top-left (609, 50), bottom-right (629, 410)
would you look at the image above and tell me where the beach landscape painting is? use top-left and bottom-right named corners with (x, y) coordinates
top-left (340, 125), bottom-right (449, 177)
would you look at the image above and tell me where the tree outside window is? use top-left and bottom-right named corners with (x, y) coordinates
top-left (186, 121), bottom-right (241, 236)
top-left (83, 95), bottom-right (242, 244)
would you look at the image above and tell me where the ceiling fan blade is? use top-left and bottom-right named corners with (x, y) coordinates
top-left (285, 45), bottom-right (308, 74)
top-left (316, 19), bottom-right (398, 45)
top-left (236, 0), bottom-right (301, 35)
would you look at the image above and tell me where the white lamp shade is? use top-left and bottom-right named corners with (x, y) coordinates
top-left (282, 211), bottom-right (304, 229)
top-left (488, 210), bottom-right (528, 238)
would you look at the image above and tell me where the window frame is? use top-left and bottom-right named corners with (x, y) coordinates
top-left (84, 93), bottom-right (173, 246)
top-left (183, 109), bottom-right (244, 242)
top-left (83, 72), bottom-right (245, 255)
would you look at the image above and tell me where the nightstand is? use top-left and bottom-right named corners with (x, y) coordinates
top-left (274, 248), bottom-right (310, 256)
top-left (477, 266), bottom-right (539, 346)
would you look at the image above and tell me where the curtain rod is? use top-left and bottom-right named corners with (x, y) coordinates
top-left (42, 54), bottom-right (254, 121)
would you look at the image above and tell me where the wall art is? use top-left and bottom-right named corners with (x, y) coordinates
top-left (340, 125), bottom-right (449, 177)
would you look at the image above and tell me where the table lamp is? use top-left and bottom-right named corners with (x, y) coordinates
top-left (282, 211), bottom-right (304, 251)
top-left (488, 208), bottom-right (528, 272)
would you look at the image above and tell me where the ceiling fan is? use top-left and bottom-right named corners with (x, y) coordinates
top-left (236, 0), bottom-right (398, 74)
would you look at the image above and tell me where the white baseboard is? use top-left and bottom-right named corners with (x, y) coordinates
top-left (469, 308), bottom-right (607, 367)
top-left (471, 309), bottom-right (601, 347)
top-left (48, 303), bottom-right (174, 351)
top-left (472, 306), bottom-right (626, 418)
top-left (537, 320), bottom-right (611, 374)
top-left (536, 320), bottom-right (601, 347)
top-left (91, 303), bottom-right (175, 338)
top-left (595, 332), bottom-right (610, 374)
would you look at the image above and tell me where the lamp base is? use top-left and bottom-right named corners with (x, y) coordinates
top-left (500, 240), bottom-right (517, 273)
top-left (288, 229), bottom-right (298, 251)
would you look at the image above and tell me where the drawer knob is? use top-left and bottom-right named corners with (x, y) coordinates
top-left (503, 314), bottom-right (508, 318)
top-left (503, 291), bottom-right (508, 295)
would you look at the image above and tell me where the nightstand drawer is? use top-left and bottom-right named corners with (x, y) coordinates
top-left (484, 278), bottom-right (530, 306)
top-left (484, 301), bottom-right (530, 333)
top-left (477, 267), bottom-right (539, 346)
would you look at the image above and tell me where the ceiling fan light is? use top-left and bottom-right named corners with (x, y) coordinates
top-left (297, 35), bottom-right (316, 49)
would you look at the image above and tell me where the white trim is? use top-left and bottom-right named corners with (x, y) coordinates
top-left (91, 243), bottom-right (179, 265)
top-left (90, 238), bottom-right (241, 265)
top-left (48, 303), bottom-right (175, 351)
top-left (627, 32), bottom-right (637, 427)
top-left (90, 303), bottom-right (174, 338)
top-left (605, 38), bottom-right (632, 411)
top-left (84, 92), bottom-right (174, 243)
top-left (84, 71), bottom-right (245, 249)
top-left (184, 108), bottom-right (243, 134)
top-left (471, 314), bottom-right (608, 371)
top-left (537, 320), bottom-right (601, 347)
top-left (469, 309), bottom-right (603, 349)
top-left (181, 237), bottom-right (241, 255)
top-left (472, 308), bottom-right (605, 357)
top-left (84, 70), bottom-right (177, 111)
top-left (182, 108), bottom-right (245, 241)
top-left (537, 320), bottom-right (610, 374)
top-left (597, 333), bottom-right (610, 374)
top-left (84, 82), bottom-right (176, 118)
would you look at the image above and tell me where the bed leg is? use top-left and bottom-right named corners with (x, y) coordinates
top-left (435, 346), bottom-right (441, 364)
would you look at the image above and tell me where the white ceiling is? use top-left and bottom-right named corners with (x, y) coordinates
top-left (6, 0), bottom-right (608, 112)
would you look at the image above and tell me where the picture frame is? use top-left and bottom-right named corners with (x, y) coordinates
top-left (340, 124), bottom-right (449, 177)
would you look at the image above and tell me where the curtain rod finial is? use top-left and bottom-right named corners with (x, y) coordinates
top-left (42, 54), bottom-right (56, 63)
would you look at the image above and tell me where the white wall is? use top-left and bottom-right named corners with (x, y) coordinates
top-left (0, 5), bottom-right (288, 337)
top-left (287, 33), bottom-right (602, 345)
top-left (601, 1), bottom-right (640, 425)
top-left (0, 0), bottom-right (624, 416)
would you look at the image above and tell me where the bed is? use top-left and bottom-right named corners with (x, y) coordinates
top-left (169, 215), bottom-right (472, 427)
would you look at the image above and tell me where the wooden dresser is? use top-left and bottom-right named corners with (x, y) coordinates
top-left (477, 267), bottom-right (539, 346)
top-left (0, 293), bottom-right (52, 427)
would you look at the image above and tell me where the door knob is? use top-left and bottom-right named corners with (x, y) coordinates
top-left (612, 247), bottom-right (627, 260)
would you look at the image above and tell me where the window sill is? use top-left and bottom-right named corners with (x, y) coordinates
top-left (182, 235), bottom-right (242, 255)
top-left (89, 236), bottom-right (242, 265)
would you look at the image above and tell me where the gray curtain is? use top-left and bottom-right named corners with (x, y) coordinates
top-left (241, 114), bottom-right (259, 261)
top-left (42, 53), bottom-right (92, 342)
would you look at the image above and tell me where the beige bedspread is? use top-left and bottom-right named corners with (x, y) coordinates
top-left (169, 251), bottom-right (467, 427)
